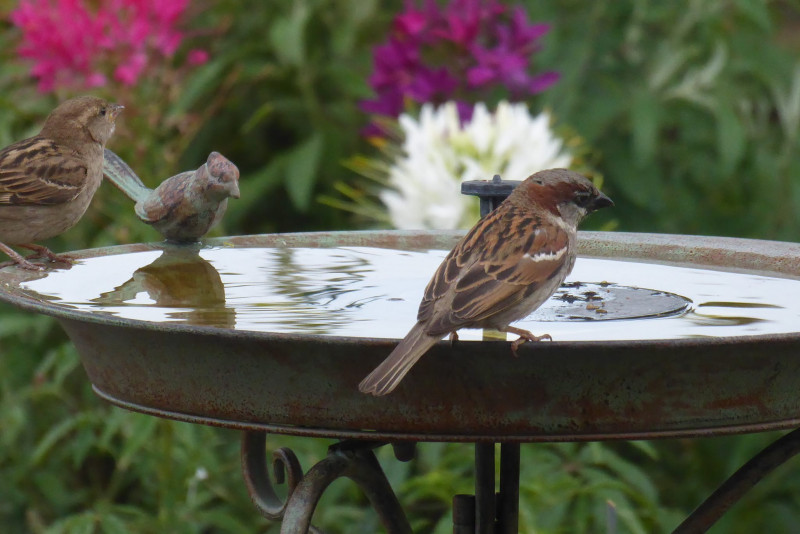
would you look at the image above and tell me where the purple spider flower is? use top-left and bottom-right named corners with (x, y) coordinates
top-left (362, 0), bottom-right (559, 128)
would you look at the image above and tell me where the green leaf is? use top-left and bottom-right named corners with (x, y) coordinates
top-left (46, 512), bottom-right (99, 534)
top-left (118, 415), bottom-right (159, 470)
top-left (241, 102), bottom-right (275, 134)
top-left (715, 104), bottom-right (746, 175)
top-left (168, 58), bottom-right (230, 117)
top-left (284, 133), bottom-right (323, 211)
top-left (733, 0), bottom-right (772, 31)
top-left (224, 156), bottom-right (287, 227)
top-left (630, 89), bottom-right (661, 165)
top-left (30, 413), bottom-right (92, 466)
top-left (269, 2), bottom-right (311, 66)
top-left (99, 512), bottom-right (130, 534)
top-left (330, 0), bottom-right (378, 56)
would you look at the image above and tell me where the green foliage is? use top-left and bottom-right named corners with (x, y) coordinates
top-left (172, 0), bottom-right (392, 234)
top-left (1, 1), bottom-right (800, 533)
top-left (526, 0), bottom-right (800, 239)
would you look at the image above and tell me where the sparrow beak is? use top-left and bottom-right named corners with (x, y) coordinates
top-left (107, 104), bottom-right (124, 122)
top-left (590, 192), bottom-right (614, 211)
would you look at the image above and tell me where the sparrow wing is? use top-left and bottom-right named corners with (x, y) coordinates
top-left (420, 206), bottom-right (570, 336)
top-left (417, 210), bottom-right (496, 323)
top-left (0, 136), bottom-right (89, 205)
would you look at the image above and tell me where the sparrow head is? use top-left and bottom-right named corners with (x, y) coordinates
top-left (41, 96), bottom-right (124, 147)
top-left (511, 168), bottom-right (613, 227)
top-left (204, 151), bottom-right (240, 200)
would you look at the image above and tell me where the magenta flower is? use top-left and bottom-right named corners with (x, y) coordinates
top-left (10, 0), bottom-right (205, 92)
top-left (187, 49), bottom-right (210, 66)
top-left (362, 0), bottom-right (558, 125)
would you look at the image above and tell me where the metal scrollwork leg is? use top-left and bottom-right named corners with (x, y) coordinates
top-left (241, 432), bottom-right (413, 534)
top-left (673, 428), bottom-right (800, 534)
top-left (241, 431), bottom-right (305, 521)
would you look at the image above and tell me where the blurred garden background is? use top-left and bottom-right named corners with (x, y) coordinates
top-left (1, 0), bottom-right (800, 532)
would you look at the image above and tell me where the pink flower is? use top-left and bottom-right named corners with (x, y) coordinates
top-left (187, 49), bottom-right (209, 66)
top-left (114, 53), bottom-right (148, 86)
top-left (10, 0), bottom-right (202, 92)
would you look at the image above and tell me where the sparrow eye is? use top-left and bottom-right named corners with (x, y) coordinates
top-left (99, 107), bottom-right (107, 116)
top-left (573, 190), bottom-right (593, 207)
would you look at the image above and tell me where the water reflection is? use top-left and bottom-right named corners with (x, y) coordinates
top-left (16, 245), bottom-right (800, 341)
top-left (92, 248), bottom-right (234, 328)
top-left (246, 246), bottom-right (378, 334)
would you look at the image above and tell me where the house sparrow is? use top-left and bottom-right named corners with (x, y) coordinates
top-left (359, 169), bottom-right (613, 396)
top-left (0, 96), bottom-right (123, 270)
top-left (103, 149), bottom-right (240, 243)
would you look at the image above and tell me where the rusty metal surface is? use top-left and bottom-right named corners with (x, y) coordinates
top-left (1, 231), bottom-right (800, 442)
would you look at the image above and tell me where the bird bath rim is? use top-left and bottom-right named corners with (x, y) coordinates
top-left (0, 229), bottom-right (798, 347)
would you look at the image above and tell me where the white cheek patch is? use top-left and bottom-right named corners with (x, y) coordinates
top-left (522, 247), bottom-right (567, 263)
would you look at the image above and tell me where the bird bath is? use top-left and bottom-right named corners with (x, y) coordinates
top-left (2, 230), bottom-right (800, 533)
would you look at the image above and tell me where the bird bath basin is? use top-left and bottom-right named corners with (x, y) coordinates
top-left (3, 229), bottom-right (800, 533)
top-left (1, 230), bottom-right (799, 441)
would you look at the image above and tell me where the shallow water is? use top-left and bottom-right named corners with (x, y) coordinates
top-left (17, 245), bottom-right (800, 341)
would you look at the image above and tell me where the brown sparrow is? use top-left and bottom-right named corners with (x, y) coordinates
top-left (0, 96), bottom-right (123, 270)
top-left (359, 168), bottom-right (613, 396)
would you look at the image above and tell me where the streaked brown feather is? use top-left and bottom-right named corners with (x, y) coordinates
top-left (358, 322), bottom-right (439, 395)
top-left (417, 206), bottom-right (501, 321)
top-left (0, 136), bottom-right (87, 205)
top-left (420, 204), bottom-right (569, 335)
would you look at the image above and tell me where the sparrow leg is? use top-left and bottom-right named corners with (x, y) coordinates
top-left (504, 326), bottom-right (552, 357)
top-left (449, 331), bottom-right (459, 348)
top-left (0, 242), bottom-right (45, 271)
top-left (18, 243), bottom-right (74, 264)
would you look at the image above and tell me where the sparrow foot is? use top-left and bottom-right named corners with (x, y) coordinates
top-left (0, 243), bottom-right (45, 270)
top-left (505, 326), bottom-right (552, 357)
top-left (18, 244), bottom-right (75, 264)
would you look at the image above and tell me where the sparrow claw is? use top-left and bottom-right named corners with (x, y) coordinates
top-left (18, 261), bottom-right (46, 271)
top-left (506, 326), bottom-right (553, 357)
top-left (19, 244), bottom-right (75, 264)
top-left (0, 243), bottom-right (46, 270)
top-left (5, 258), bottom-right (45, 271)
top-left (449, 331), bottom-right (459, 348)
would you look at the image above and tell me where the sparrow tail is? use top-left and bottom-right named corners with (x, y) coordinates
top-left (358, 322), bottom-right (441, 396)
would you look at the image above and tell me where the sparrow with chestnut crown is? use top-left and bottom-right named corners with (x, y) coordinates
top-left (359, 168), bottom-right (613, 396)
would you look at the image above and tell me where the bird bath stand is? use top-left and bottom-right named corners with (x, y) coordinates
top-left (2, 183), bottom-right (800, 533)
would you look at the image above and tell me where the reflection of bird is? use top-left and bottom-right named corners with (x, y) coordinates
top-left (0, 96), bottom-right (123, 270)
top-left (103, 150), bottom-right (240, 243)
top-left (359, 169), bottom-right (613, 396)
top-left (93, 247), bottom-right (234, 328)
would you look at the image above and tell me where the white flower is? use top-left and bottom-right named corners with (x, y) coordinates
top-left (380, 101), bottom-right (572, 230)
